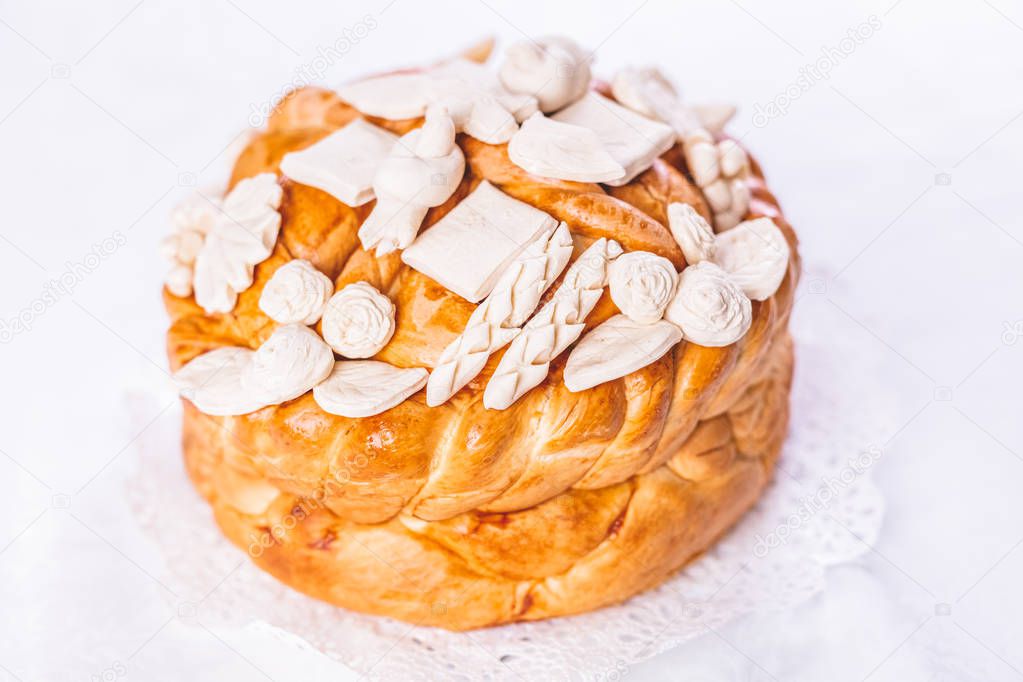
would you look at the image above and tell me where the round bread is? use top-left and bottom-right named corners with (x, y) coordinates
top-left (164, 72), bottom-right (800, 630)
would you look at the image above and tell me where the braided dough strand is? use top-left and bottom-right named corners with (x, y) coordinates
top-left (483, 237), bottom-right (623, 410)
top-left (426, 222), bottom-right (574, 406)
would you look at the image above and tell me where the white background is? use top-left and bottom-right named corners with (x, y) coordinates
top-left (1, 0), bottom-right (1022, 680)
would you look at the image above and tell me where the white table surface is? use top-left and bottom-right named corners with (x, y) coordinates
top-left (1, 0), bottom-right (1021, 679)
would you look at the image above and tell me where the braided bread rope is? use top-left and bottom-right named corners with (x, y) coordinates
top-left (181, 331), bottom-right (793, 629)
top-left (164, 70), bottom-right (800, 628)
top-left (426, 221), bottom-right (574, 406)
top-left (483, 236), bottom-right (622, 410)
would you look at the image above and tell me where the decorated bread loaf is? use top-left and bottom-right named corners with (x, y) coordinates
top-left (163, 36), bottom-right (799, 630)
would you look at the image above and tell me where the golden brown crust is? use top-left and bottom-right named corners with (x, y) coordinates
top-left (183, 333), bottom-right (792, 629)
top-left (167, 84), bottom-right (801, 629)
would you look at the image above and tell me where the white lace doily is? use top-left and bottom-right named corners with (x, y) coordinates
top-left (129, 312), bottom-right (888, 681)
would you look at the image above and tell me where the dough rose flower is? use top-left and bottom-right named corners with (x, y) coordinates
top-left (321, 282), bottom-right (396, 358)
top-left (258, 259), bottom-right (334, 325)
top-left (664, 261), bottom-right (751, 347)
top-left (714, 217), bottom-right (790, 301)
top-left (608, 250), bottom-right (679, 324)
top-left (240, 324), bottom-right (335, 404)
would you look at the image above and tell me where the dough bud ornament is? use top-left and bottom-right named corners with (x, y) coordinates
top-left (713, 217), bottom-right (790, 301)
top-left (164, 263), bottom-right (194, 300)
top-left (607, 250), bottom-right (679, 324)
top-left (192, 173), bottom-right (283, 314)
top-left (484, 237), bottom-right (623, 410)
top-left (320, 282), bottom-right (395, 358)
top-left (313, 361), bottom-right (428, 418)
top-left (162, 192), bottom-right (219, 298)
top-left (173, 324), bottom-right (334, 415)
top-left (426, 222), bottom-right (574, 406)
top-left (683, 129), bottom-right (751, 231)
top-left (664, 261), bottom-right (751, 347)
top-left (169, 191), bottom-right (219, 236)
top-left (667, 201), bottom-right (716, 264)
top-left (357, 106), bottom-right (465, 255)
top-left (258, 259), bottom-right (333, 325)
top-left (498, 36), bottom-right (591, 113)
top-left (240, 324), bottom-right (335, 404)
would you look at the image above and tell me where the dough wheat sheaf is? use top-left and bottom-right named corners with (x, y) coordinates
top-left (164, 38), bottom-right (799, 630)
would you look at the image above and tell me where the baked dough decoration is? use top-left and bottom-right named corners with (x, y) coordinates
top-left (401, 180), bottom-right (559, 302)
top-left (257, 258), bottom-right (334, 325)
top-left (426, 221), bottom-right (574, 406)
top-left (161, 192), bottom-right (217, 298)
top-left (690, 102), bottom-right (738, 135)
top-left (240, 323), bottom-right (335, 404)
top-left (664, 261), bottom-right (751, 347)
top-left (508, 112), bottom-right (625, 183)
top-left (498, 36), bottom-right (591, 113)
top-left (484, 237), bottom-right (623, 409)
top-left (278, 118), bottom-right (397, 206)
top-left (192, 173), bottom-right (283, 314)
top-left (611, 66), bottom-right (736, 139)
top-left (577, 210), bottom-right (778, 384)
top-left (173, 346), bottom-right (265, 416)
top-left (683, 128), bottom-right (751, 230)
top-left (357, 106), bottom-right (465, 255)
top-left (337, 58), bottom-right (537, 144)
top-left (320, 281), bottom-right (395, 358)
top-left (430, 58), bottom-right (539, 125)
top-left (552, 92), bottom-right (676, 186)
top-left (666, 207), bottom-right (789, 302)
top-left (336, 72), bottom-right (429, 119)
top-left (611, 67), bottom-right (746, 228)
top-left (564, 314), bottom-right (682, 391)
top-left (174, 324), bottom-right (334, 414)
top-left (714, 217), bottom-right (790, 301)
top-left (607, 250), bottom-right (679, 324)
top-left (313, 361), bottom-right (428, 418)
top-left (667, 201), bottom-right (716, 264)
